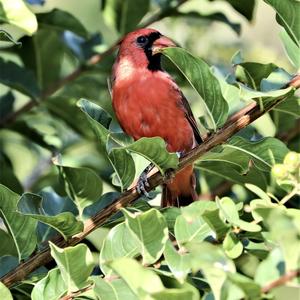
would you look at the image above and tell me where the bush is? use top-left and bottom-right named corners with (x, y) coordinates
top-left (0, 0), bottom-right (299, 299)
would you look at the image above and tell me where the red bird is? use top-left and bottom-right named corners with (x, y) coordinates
top-left (111, 28), bottom-right (202, 207)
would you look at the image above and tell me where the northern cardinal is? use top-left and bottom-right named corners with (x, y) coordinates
top-left (111, 28), bottom-right (202, 207)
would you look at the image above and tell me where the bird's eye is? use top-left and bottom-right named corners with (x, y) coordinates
top-left (137, 36), bottom-right (148, 45)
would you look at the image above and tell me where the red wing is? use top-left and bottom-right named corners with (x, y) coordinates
top-left (179, 92), bottom-right (202, 145)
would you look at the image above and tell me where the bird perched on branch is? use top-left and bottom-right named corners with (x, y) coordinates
top-left (111, 28), bottom-right (202, 207)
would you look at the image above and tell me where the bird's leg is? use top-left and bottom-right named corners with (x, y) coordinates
top-left (176, 151), bottom-right (185, 158)
top-left (136, 163), bottom-right (155, 198)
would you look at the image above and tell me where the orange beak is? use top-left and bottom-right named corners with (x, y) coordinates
top-left (152, 36), bottom-right (176, 54)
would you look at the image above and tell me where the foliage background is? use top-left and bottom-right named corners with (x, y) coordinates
top-left (0, 0), bottom-right (299, 299)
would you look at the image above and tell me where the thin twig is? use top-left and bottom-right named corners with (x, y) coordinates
top-left (261, 269), bottom-right (300, 294)
top-left (59, 285), bottom-right (93, 300)
top-left (1, 80), bottom-right (298, 288)
top-left (280, 186), bottom-right (299, 205)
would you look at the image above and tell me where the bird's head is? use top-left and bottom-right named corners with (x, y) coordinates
top-left (117, 28), bottom-right (176, 71)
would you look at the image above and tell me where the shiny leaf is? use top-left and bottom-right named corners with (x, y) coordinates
top-left (264, 0), bottom-right (300, 47)
top-left (122, 208), bottom-right (168, 265)
top-left (49, 243), bottom-right (94, 294)
top-left (31, 268), bottom-right (67, 300)
top-left (103, 0), bottom-right (150, 34)
top-left (37, 8), bottom-right (88, 37)
top-left (100, 222), bottom-right (140, 275)
top-left (17, 193), bottom-right (83, 239)
top-left (53, 163), bottom-right (103, 217)
top-left (162, 47), bottom-right (229, 131)
top-left (0, 184), bottom-right (37, 260)
top-left (0, 57), bottom-right (40, 99)
top-left (0, 0), bottom-right (38, 35)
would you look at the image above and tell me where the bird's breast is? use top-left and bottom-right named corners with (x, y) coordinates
top-left (112, 71), bottom-right (195, 152)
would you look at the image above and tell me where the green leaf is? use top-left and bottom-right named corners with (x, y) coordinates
top-left (235, 62), bottom-right (277, 90)
top-left (264, 0), bottom-right (300, 47)
top-left (92, 276), bottom-right (138, 300)
top-left (0, 184), bottom-right (37, 260)
top-left (198, 161), bottom-right (268, 190)
top-left (175, 202), bottom-right (215, 247)
top-left (17, 193), bottom-right (83, 240)
top-left (239, 85), bottom-right (293, 103)
top-left (217, 197), bottom-right (261, 232)
top-left (83, 192), bottom-right (120, 218)
top-left (0, 229), bottom-right (18, 257)
top-left (249, 199), bottom-right (278, 223)
top-left (222, 0), bottom-right (256, 21)
top-left (0, 57), bottom-right (40, 99)
top-left (260, 68), bottom-right (293, 92)
top-left (274, 95), bottom-right (300, 117)
top-left (161, 207), bottom-right (181, 232)
top-left (221, 279), bottom-right (245, 300)
top-left (122, 208), bottom-right (168, 265)
top-left (0, 29), bottom-right (21, 46)
top-left (46, 96), bottom-right (94, 138)
top-left (0, 282), bottom-right (13, 300)
top-left (17, 29), bottom-right (64, 90)
top-left (78, 98), bottom-right (135, 190)
top-left (53, 162), bottom-right (103, 217)
top-left (223, 232), bottom-right (243, 259)
top-left (108, 147), bottom-right (136, 190)
top-left (254, 247), bottom-right (284, 286)
top-left (224, 136), bottom-right (289, 172)
top-left (227, 272), bottom-right (261, 300)
top-left (163, 240), bottom-right (191, 282)
top-left (235, 219), bottom-right (261, 233)
top-left (174, 11), bottom-right (240, 35)
top-left (122, 137), bottom-right (179, 175)
top-left (280, 30), bottom-right (300, 69)
top-left (151, 277), bottom-right (200, 300)
top-left (243, 240), bottom-right (270, 260)
top-left (162, 47), bottom-right (229, 131)
top-left (0, 256), bottom-right (18, 278)
top-left (0, 0), bottom-right (38, 35)
top-left (31, 268), bottom-right (67, 300)
top-left (49, 243), bottom-right (94, 294)
top-left (272, 285), bottom-right (300, 300)
top-left (100, 222), bottom-right (140, 275)
top-left (37, 8), bottom-right (88, 37)
top-left (103, 0), bottom-right (150, 34)
top-left (0, 91), bottom-right (14, 120)
top-left (202, 207), bottom-right (230, 239)
top-left (186, 242), bottom-right (235, 300)
top-left (0, 141), bottom-right (23, 195)
top-left (109, 257), bottom-right (165, 295)
top-left (245, 183), bottom-right (271, 202)
top-left (255, 207), bottom-right (300, 271)
top-left (174, 216), bottom-right (213, 246)
top-left (216, 197), bottom-right (240, 224)
top-left (108, 258), bottom-right (199, 299)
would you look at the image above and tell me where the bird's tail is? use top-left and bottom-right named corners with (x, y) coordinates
top-left (161, 165), bottom-right (198, 207)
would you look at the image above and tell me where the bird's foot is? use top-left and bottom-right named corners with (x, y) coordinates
top-left (176, 151), bottom-right (185, 158)
top-left (136, 171), bottom-right (150, 198)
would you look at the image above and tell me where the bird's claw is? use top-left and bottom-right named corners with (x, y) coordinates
top-left (176, 151), bottom-right (185, 158)
top-left (136, 171), bottom-right (151, 198)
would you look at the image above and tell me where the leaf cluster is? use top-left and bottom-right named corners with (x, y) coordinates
top-left (0, 0), bottom-right (299, 299)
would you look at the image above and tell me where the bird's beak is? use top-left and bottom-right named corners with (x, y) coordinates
top-left (152, 36), bottom-right (176, 54)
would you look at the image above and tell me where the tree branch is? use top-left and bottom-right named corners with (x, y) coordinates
top-left (261, 269), bottom-right (300, 294)
top-left (0, 0), bottom-right (189, 128)
top-left (1, 78), bottom-right (298, 287)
